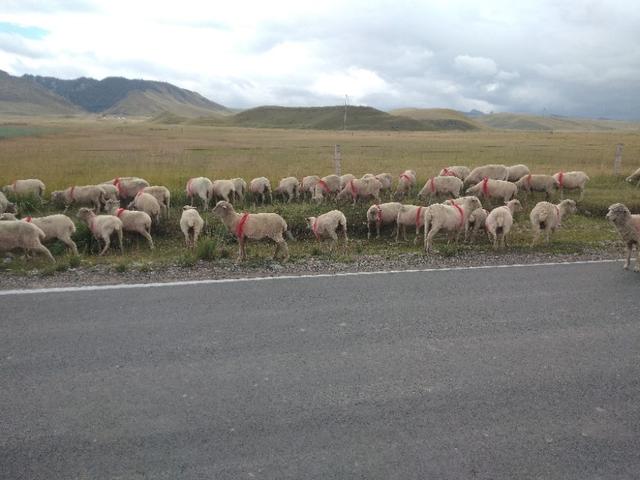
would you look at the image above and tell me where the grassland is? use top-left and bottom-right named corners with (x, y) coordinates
top-left (1, 116), bottom-right (640, 275)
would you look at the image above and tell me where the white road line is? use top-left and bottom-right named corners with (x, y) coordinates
top-left (0, 259), bottom-right (620, 296)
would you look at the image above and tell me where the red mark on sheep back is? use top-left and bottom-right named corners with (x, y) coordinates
top-left (69, 186), bottom-right (75, 201)
top-left (429, 178), bottom-right (436, 193)
top-left (415, 206), bottom-right (423, 227)
top-left (400, 173), bottom-right (412, 183)
top-left (374, 204), bottom-right (383, 224)
top-left (116, 208), bottom-right (125, 218)
top-left (481, 177), bottom-right (490, 197)
top-left (235, 212), bottom-right (250, 239)
top-left (349, 180), bottom-right (357, 198)
top-left (317, 179), bottom-right (330, 193)
top-left (452, 203), bottom-right (464, 228)
top-left (557, 171), bottom-right (564, 188)
top-left (24, 216), bottom-right (32, 223)
top-left (186, 178), bottom-right (194, 196)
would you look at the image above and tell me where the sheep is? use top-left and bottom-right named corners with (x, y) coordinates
top-left (100, 184), bottom-right (120, 204)
top-left (186, 177), bottom-right (214, 210)
top-left (0, 191), bottom-right (17, 215)
top-left (439, 166), bottom-right (471, 181)
top-left (553, 171), bottom-right (590, 200)
top-left (180, 206), bottom-right (205, 249)
top-left (312, 174), bottom-right (341, 203)
top-left (626, 167), bottom-right (640, 188)
top-left (529, 199), bottom-right (578, 246)
top-left (249, 177), bottom-right (272, 205)
top-left (273, 177), bottom-right (300, 203)
top-left (366, 202), bottom-right (403, 239)
top-left (51, 185), bottom-right (106, 212)
top-left (395, 204), bottom-right (427, 243)
top-left (301, 175), bottom-right (320, 200)
top-left (127, 191), bottom-right (161, 225)
top-left (606, 203), bottom-right (640, 272)
top-left (2, 179), bottom-right (46, 199)
top-left (336, 177), bottom-right (382, 204)
top-left (375, 173), bottom-right (393, 197)
top-left (77, 207), bottom-right (124, 256)
top-left (0, 219), bottom-right (54, 262)
top-left (212, 200), bottom-right (291, 261)
top-left (231, 177), bottom-right (247, 202)
top-left (466, 207), bottom-right (489, 242)
top-left (485, 200), bottom-right (523, 250)
top-left (212, 179), bottom-right (237, 203)
top-left (1, 213), bottom-right (78, 256)
top-left (393, 170), bottom-right (417, 200)
top-left (464, 164), bottom-right (509, 185)
top-left (417, 176), bottom-right (463, 203)
top-left (423, 196), bottom-right (482, 253)
top-left (306, 210), bottom-right (348, 249)
top-left (507, 164), bottom-right (530, 182)
top-left (143, 186), bottom-right (171, 219)
top-left (102, 177), bottom-right (150, 200)
top-left (340, 174), bottom-right (356, 189)
top-left (103, 199), bottom-right (154, 249)
top-left (515, 174), bottom-right (558, 200)
top-left (465, 178), bottom-right (518, 204)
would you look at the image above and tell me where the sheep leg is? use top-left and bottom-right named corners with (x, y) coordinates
top-left (531, 227), bottom-right (541, 247)
top-left (117, 228), bottom-right (124, 254)
top-left (99, 234), bottom-right (111, 256)
top-left (63, 236), bottom-right (79, 256)
top-left (424, 227), bottom-right (438, 253)
top-left (33, 244), bottom-right (55, 263)
top-left (342, 222), bottom-right (348, 243)
top-left (634, 245), bottom-right (640, 272)
top-left (278, 241), bottom-right (289, 262)
top-left (579, 188), bottom-right (584, 201)
top-left (367, 220), bottom-right (372, 239)
top-left (141, 229), bottom-right (154, 249)
top-left (376, 221), bottom-right (381, 239)
top-left (623, 243), bottom-right (632, 270)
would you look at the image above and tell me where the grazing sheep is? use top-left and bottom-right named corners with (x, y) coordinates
top-left (606, 203), bottom-right (640, 271)
top-left (1, 213), bottom-right (78, 256)
top-left (103, 177), bottom-right (150, 200)
top-left (212, 200), bottom-right (291, 261)
top-left (394, 170), bottom-right (417, 200)
top-left (274, 177), bottom-right (300, 203)
top-left (143, 186), bottom-right (171, 218)
top-left (530, 199), bottom-right (577, 246)
top-left (212, 179), bottom-right (237, 203)
top-left (626, 167), bottom-right (640, 188)
top-left (417, 176), bottom-right (464, 202)
top-left (485, 200), bottom-right (523, 250)
top-left (439, 166), bottom-right (471, 181)
top-left (306, 210), bottom-right (348, 249)
top-left (507, 164), bottom-right (530, 182)
top-left (77, 207), bottom-right (124, 256)
top-left (395, 204), bottom-right (427, 243)
top-left (464, 164), bottom-right (509, 185)
top-left (249, 177), bottom-right (272, 205)
top-left (340, 174), bottom-right (356, 189)
top-left (466, 178), bottom-right (518, 203)
top-left (103, 199), bottom-right (154, 249)
top-left (515, 174), bottom-right (558, 200)
top-left (423, 196), bottom-right (482, 253)
top-left (301, 175), bottom-right (320, 200)
top-left (2, 179), bottom-right (46, 199)
top-left (127, 192), bottom-right (161, 225)
top-left (336, 177), bottom-right (382, 204)
top-left (312, 174), bottom-right (341, 203)
top-left (231, 177), bottom-right (247, 202)
top-left (366, 202), bottom-right (403, 239)
top-left (553, 171), bottom-right (590, 200)
top-left (186, 177), bottom-right (214, 210)
top-left (375, 173), bottom-right (393, 196)
top-left (100, 184), bottom-right (120, 204)
top-left (180, 206), bottom-right (205, 249)
top-left (0, 191), bottom-right (17, 215)
top-left (0, 219), bottom-right (54, 262)
top-left (51, 185), bottom-right (106, 212)
top-left (466, 207), bottom-right (489, 242)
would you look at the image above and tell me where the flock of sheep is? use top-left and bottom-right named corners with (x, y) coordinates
top-left (1, 164), bottom-right (639, 271)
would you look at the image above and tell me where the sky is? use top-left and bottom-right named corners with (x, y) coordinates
top-left (1, 0), bottom-right (639, 119)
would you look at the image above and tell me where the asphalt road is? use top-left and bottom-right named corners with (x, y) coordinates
top-left (1, 262), bottom-right (639, 479)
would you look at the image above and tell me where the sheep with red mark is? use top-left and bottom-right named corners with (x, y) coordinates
top-left (374, 173), bottom-right (393, 196)
top-left (464, 164), bottom-right (509, 185)
top-left (466, 207), bottom-right (489, 242)
top-left (306, 210), bottom-right (348, 249)
top-left (606, 203), bottom-right (640, 271)
top-left (312, 174), bottom-right (341, 203)
top-left (274, 176), bottom-right (300, 203)
top-left (485, 199), bottom-right (523, 249)
top-left (76, 207), bottom-right (123, 256)
top-left (100, 184), bottom-right (120, 204)
top-left (423, 196), bottom-right (482, 253)
top-left (180, 206), bottom-right (204, 249)
top-left (515, 174), bottom-right (558, 200)
top-left (395, 204), bottom-right (427, 243)
top-left (103, 199), bottom-right (154, 249)
top-left (340, 174), bottom-right (356, 189)
top-left (417, 176), bottom-right (463, 203)
top-left (393, 170), bottom-right (417, 200)
top-left (102, 177), bottom-right (149, 201)
top-left (301, 175), bottom-right (320, 200)
top-left (0, 218), bottom-right (54, 262)
top-left (127, 191), bottom-right (161, 225)
top-left (336, 177), bottom-right (382, 204)
top-left (2, 179), bottom-right (46, 199)
top-left (142, 186), bottom-right (171, 219)
top-left (507, 164), bottom-right (530, 182)
top-left (530, 199), bottom-right (577, 246)
top-left (212, 179), bottom-right (237, 203)
top-left (465, 178), bottom-right (518, 204)
top-left (439, 166), bottom-right (470, 181)
top-left (553, 171), bottom-right (590, 200)
top-left (249, 177), bottom-right (272, 205)
top-left (1, 212), bottom-right (77, 256)
top-left (366, 202), bottom-right (403, 239)
top-left (185, 176), bottom-right (213, 210)
top-left (51, 185), bottom-right (106, 212)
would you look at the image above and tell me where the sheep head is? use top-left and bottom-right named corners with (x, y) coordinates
top-left (606, 203), bottom-right (631, 225)
top-left (560, 199), bottom-right (577, 215)
top-left (76, 207), bottom-right (95, 221)
top-left (212, 200), bottom-right (234, 217)
top-left (0, 212), bottom-right (17, 221)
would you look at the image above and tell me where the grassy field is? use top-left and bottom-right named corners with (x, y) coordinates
top-left (1, 116), bottom-right (639, 274)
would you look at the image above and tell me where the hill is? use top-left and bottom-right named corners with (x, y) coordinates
top-left (389, 108), bottom-right (482, 130)
top-left (476, 112), bottom-right (640, 131)
top-left (0, 70), bottom-right (81, 116)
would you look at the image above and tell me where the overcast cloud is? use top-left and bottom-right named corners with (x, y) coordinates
top-left (1, 0), bottom-right (639, 119)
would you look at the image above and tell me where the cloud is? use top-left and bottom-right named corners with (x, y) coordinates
top-left (454, 55), bottom-right (498, 77)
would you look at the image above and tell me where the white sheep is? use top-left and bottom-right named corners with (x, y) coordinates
top-left (529, 199), bottom-right (577, 246)
top-left (231, 177), bottom-right (247, 202)
top-left (212, 179), bottom-right (237, 203)
top-left (466, 207), bottom-right (489, 242)
top-left (103, 177), bottom-right (150, 200)
top-left (417, 176), bottom-right (463, 202)
top-left (375, 173), bottom-right (393, 196)
top-left (395, 204), bottom-right (427, 243)
top-left (306, 210), bottom-right (348, 249)
top-left (0, 219), bottom-right (54, 262)
top-left (485, 199), bottom-right (523, 249)
top-left (186, 177), bottom-right (214, 210)
top-left (301, 175), bottom-right (320, 200)
top-left (606, 203), bottom-right (640, 271)
top-left (465, 178), bottom-right (518, 203)
top-left (212, 200), bottom-right (291, 261)
top-left (127, 192), bottom-right (161, 225)
top-left (100, 184), bottom-right (120, 204)
top-left (340, 174), bottom-right (356, 189)
top-left (2, 179), bottom-right (46, 199)
top-left (249, 177), bottom-right (272, 205)
top-left (393, 170), bottom-right (417, 200)
top-left (0, 191), bottom-right (17, 215)
top-left (366, 202), bottom-right (403, 239)
top-left (103, 199), bottom-right (154, 249)
top-left (77, 207), bottom-right (124, 256)
top-left (143, 186), bottom-right (171, 218)
top-left (553, 171), bottom-right (590, 200)
top-left (507, 164), bottom-right (530, 182)
top-left (626, 167), bottom-right (640, 188)
top-left (180, 206), bottom-right (205, 249)
top-left (312, 174), bottom-right (341, 203)
top-left (464, 164), bottom-right (509, 185)
top-left (336, 177), bottom-right (382, 204)
top-left (51, 185), bottom-right (106, 212)
top-left (423, 196), bottom-right (482, 253)
top-left (515, 174), bottom-right (558, 200)
top-left (1, 213), bottom-right (78, 256)
top-left (439, 166), bottom-right (470, 181)
top-left (274, 177), bottom-right (300, 203)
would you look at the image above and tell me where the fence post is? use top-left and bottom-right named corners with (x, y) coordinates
top-left (614, 143), bottom-right (623, 175)
top-left (334, 144), bottom-right (341, 175)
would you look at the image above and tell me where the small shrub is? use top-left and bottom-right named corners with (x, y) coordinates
top-left (177, 253), bottom-right (197, 267)
top-left (115, 263), bottom-right (127, 273)
top-left (196, 238), bottom-right (217, 261)
top-left (68, 255), bottom-right (82, 268)
top-left (219, 247), bottom-right (231, 259)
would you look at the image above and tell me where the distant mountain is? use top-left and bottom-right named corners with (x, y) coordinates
top-left (0, 70), bottom-right (81, 115)
top-left (389, 108), bottom-right (481, 130)
top-left (475, 112), bottom-right (640, 131)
